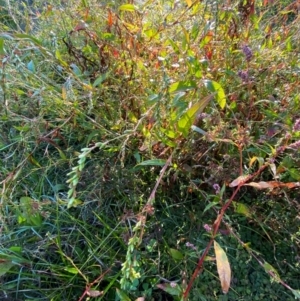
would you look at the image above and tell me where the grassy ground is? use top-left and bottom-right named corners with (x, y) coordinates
top-left (0, 0), bottom-right (299, 300)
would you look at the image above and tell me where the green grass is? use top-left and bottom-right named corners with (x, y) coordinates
top-left (0, 0), bottom-right (299, 300)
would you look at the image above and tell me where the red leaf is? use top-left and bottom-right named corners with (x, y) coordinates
top-left (107, 9), bottom-right (113, 27)
top-left (204, 45), bottom-right (213, 60)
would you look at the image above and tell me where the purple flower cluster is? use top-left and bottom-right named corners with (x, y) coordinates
top-left (186, 242), bottom-right (197, 251)
top-left (197, 112), bottom-right (209, 120)
top-left (213, 183), bottom-right (220, 194)
top-left (288, 140), bottom-right (300, 150)
top-left (276, 146), bottom-right (285, 154)
top-left (293, 119), bottom-right (300, 132)
top-left (203, 224), bottom-right (212, 232)
top-left (237, 70), bottom-right (249, 82)
top-left (242, 45), bottom-right (253, 62)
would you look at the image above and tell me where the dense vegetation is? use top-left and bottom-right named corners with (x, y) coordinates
top-left (0, 0), bottom-right (299, 300)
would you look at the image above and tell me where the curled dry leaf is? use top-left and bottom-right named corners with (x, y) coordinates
top-left (229, 175), bottom-right (248, 187)
top-left (86, 289), bottom-right (103, 297)
top-left (214, 241), bottom-right (231, 294)
top-left (245, 181), bottom-right (300, 190)
top-left (245, 181), bottom-right (273, 189)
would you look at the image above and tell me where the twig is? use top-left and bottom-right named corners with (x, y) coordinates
top-left (147, 153), bottom-right (173, 205)
top-left (77, 268), bottom-right (111, 301)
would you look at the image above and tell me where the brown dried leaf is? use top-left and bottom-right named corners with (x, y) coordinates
top-left (244, 181), bottom-right (273, 189)
top-left (214, 241), bottom-right (231, 294)
top-left (86, 289), bottom-right (103, 297)
top-left (245, 181), bottom-right (300, 190)
top-left (229, 175), bottom-right (248, 187)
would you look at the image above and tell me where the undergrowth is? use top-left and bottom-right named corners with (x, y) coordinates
top-left (0, 0), bottom-right (299, 300)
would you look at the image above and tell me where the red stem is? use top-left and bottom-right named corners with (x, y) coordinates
top-left (183, 146), bottom-right (286, 299)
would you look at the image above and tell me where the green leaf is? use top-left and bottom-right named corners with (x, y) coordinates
top-left (55, 50), bottom-right (68, 67)
top-left (144, 28), bottom-right (158, 39)
top-left (67, 198), bottom-right (83, 209)
top-left (13, 125), bottom-right (30, 132)
top-left (18, 215), bottom-right (27, 224)
top-left (0, 253), bottom-right (30, 264)
top-left (0, 38), bottom-right (5, 55)
top-left (167, 38), bottom-right (180, 54)
top-left (161, 128), bottom-right (177, 139)
top-left (64, 267), bottom-right (78, 274)
top-left (181, 25), bottom-right (190, 48)
top-left (9, 246), bottom-right (22, 253)
top-left (70, 64), bottom-right (81, 76)
top-left (93, 72), bottom-right (108, 87)
top-left (191, 22), bottom-right (200, 40)
top-left (116, 288), bottom-right (131, 301)
top-left (81, 0), bottom-right (88, 7)
top-left (15, 34), bottom-right (43, 46)
top-left (119, 4), bottom-right (136, 11)
top-left (137, 159), bottom-right (167, 166)
top-left (292, 289), bottom-right (300, 299)
top-left (203, 80), bottom-right (226, 109)
top-left (288, 168), bottom-right (300, 181)
top-left (27, 60), bottom-right (36, 73)
top-left (28, 154), bottom-right (41, 167)
top-left (169, 248), bottom-right (184, 260)
top-left (286, 36), bottom-right (292, 52)
top-left (0, 260), bottom-right (14, 277)
top-left (203, 201), bottom-right (219, 213)
top-left (233, 202), bottom-right (252, 217)
top-left (263, 261), bottom-right (281, 282)
top-left (177, 94), bottom-right (214, 137)
top-left (157, 282), bottom-right (182, 296)
top-left (58, 149), bottom-right (67, 160)
top-left (169, 80), bottom-right (196, 93)
top-left (159, 136), bottom-right (177, 147)
top-left (30, 213), bottom-right (43, 226)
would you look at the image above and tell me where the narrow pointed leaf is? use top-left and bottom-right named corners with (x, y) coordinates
top-left (292, 289), bottom-right (300, 299)
top-left (0, 38), bottom-right (4, 55)
top-left (214, 241), bottom-right (231, 294)
top-left (116, 288), bottom-right (131, 301)
top-left (178, 94), bottom-right (214, 137)
top-left (93, 72), bottom-right (108, 87)
top-left (119, 4), bottom-right (135, 11)
top-left (0, 261), bottom-right (14, 277)
top-left (15, 34), bottom-right (43, 46)
top-left (263, 261), bottom-right (281, 282)
top-left (137, 159), bottom-right (167, 166)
